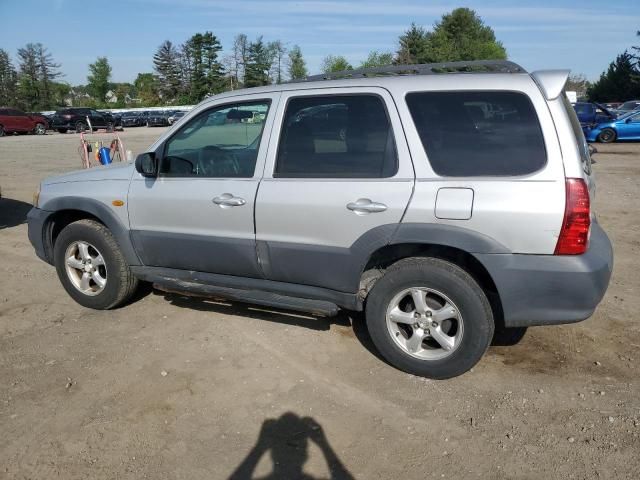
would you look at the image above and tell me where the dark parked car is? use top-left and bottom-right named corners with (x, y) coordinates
top-left (0, 108), bottom-right (48, 136)
top-left (168, 110), bottom-right (186, 125)
top-left (573, 102), bottom-right (615, 133)
top-left (120, 111), bottom-right (144, 127)
top-left (145, 111), bottom-right (170, 127)
top-left (51, 108), bottom-right (116, 133)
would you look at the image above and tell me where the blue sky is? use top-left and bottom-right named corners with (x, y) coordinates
top-left (1, 0), bottom-right (639, 84)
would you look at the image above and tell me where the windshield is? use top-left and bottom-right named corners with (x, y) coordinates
top-left (619, 101), bottom-right (640, 111)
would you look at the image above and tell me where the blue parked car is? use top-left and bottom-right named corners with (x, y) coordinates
top-left (586, 110), bottom-right (640, 143)
top-left (573, 102), bottom-right (615, 133)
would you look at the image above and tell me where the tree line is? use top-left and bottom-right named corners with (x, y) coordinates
top-left (1, 8), bottom-right (510, 110)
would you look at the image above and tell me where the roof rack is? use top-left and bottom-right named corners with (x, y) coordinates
top-left (294, 60), bottom-right (526, 83)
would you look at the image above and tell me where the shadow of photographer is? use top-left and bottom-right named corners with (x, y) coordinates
top-left (228, 412), bottom-right (354, 480)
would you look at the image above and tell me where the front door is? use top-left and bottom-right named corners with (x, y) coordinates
top-left (617, 111), bottom-right (640, 140)
top-left (128, 94), bottom-right (279, 278)
top-left (255, 88), bottom-right (414, 293)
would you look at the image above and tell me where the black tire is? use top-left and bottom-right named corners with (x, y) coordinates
top-left (75, 121), bottom-right (86, 133)
top-left (106, 122), bottom-right (114, 132)
top-left (597, 128), bottom-right (617, 143)
top-left (57, 128), bottom-right (68, 134)
top-left (0, 125), bottom-right (4, 137)
top-left (365, 257), bottom-right (494, 379)
top-left (53, 219), bottom-right (138, 309)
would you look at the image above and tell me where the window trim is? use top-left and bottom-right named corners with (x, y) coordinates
top-left (158, 98), bottom-right (272, 179)
top-left (404, 89), bottom-right (549, 178)
top-left (273, 92), bottom-right (399, 179)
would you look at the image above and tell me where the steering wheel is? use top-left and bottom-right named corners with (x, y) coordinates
top-left (197, 145), bottom-right (240, 176)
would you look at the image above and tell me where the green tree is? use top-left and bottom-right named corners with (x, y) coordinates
top-left (182, 32), bottom-right (224, 102)
top-left (153, 40), bottom-right (182, 101)
top-left (87, 57), bottom-right (112, 103)
top-left (244, 37), bottom-right (271, 87)
top-left (321, 55), bottom-right (352, 73)
top-left (0, 49), bottom-right (17, 106)
top-left (267, 40), bottom-right (287, 84)
top-left (134, 73), bottom-right (160, 106)
top-left (359, 51), bottom-right (394, 69)
top-left (587, 52), bottom-right (640, 102)
top-left (396, 23), bottom-right (429, 64)
top-left (287, 45), bottom-right (307, 80)
top-left (16, 43), bottom-right (40, 110)
top-left (35, 43), bottom-right (61, 108)
top-left (422, 8), bottom-right (506, 62)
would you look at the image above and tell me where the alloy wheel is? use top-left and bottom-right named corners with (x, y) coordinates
top-left (64, 241), bottom-right (108, 296)
top-left (386, 287), bottom-right (464, 360)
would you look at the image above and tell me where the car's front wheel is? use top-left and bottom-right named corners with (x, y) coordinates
top-left (597, 128), bottom-right (617, 143)
top-left (365, 257), bottom-right (494, 379)
top-left (34, 123), bottom-right (46, 135)
top-left (0, 125), bottom-right (5, 137)
top-left (54, 219), bottom-right (138, 309)
top-left (75, 121), bottom-right (86, 133)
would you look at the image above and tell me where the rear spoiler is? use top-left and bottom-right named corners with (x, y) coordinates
top-left (531, 70), bottom-right (570, 100)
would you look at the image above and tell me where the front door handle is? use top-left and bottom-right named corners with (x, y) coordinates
top-left (347, 198), bottom-right (388, 215)
top-left (213, 193), bottom-right (246, 208)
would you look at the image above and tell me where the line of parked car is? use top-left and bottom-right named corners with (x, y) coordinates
top-left (0, 107), bottom-right (190, 137)
top-left (573, 99), bottom-right (640, 143)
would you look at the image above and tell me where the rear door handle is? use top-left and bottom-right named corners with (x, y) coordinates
top-left (213, 193), bottom-right (246, 208)
top-left (347, 198), bottom-right (388, 215)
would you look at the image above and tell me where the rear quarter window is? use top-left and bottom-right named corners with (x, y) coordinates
top-left (406, 91), bottom-right (547, 176)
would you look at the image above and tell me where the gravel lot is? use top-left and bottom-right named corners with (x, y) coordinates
top-left (1, 129), bottom-right (639, 479)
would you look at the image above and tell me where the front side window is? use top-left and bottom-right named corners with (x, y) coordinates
top-left (275, 94), bottom-right (397, 178)
top-left (406, 91), bottom-right (547, 177)
top-left (161, 100), bottom-right (270, 178)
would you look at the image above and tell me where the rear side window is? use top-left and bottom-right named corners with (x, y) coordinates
top-left (406, 91), bottom-right (546, 176)
top-left (275, 95), bottom-right (397, 178)
top-left (561, 94), bottom-right (592, 175)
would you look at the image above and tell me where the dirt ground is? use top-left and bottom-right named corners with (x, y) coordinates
top-left (0, 128), bottom-right (639, 480)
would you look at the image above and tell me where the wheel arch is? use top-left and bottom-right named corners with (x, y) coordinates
top-left (40, 197), bottom-right (141, 266)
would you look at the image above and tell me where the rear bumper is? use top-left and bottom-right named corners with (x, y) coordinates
top-left (475, 222), bottom-right (613, 327)
top-left (27, 207), bottom-right (53, 264)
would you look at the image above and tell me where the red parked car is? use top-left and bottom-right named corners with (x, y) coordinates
top-left (0, 108), bottom-right (48, 137)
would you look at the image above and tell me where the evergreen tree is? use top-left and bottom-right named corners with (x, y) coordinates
top-left (87, 57), bottom-right (112, 103)
top-left (244, 37), bottom-right (271, 87)
top-left (182, 32), bottom-right (223, 102)
top-left (0, 49), bottom-right (17, 107)
top-left (287, 45), bottom-right (307, 80)
top-left (587, 52), bottom-right (640, 102)
top-left (422, 8), bottom-right (506, 62)
top-left (396, 23), bottom-right (429, 64)
top-left (35, 43), bottom-right (61, 108)
top-left (153, 40), bottom-right (181, 101)
top-left (16, 43), bottom-right (40, 110)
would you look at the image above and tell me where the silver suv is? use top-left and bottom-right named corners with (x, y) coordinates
top-left (28, 61), bottom-right (613, 379)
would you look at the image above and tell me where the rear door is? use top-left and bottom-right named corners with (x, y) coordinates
top-left (255, 87), bottom-right (414, 293)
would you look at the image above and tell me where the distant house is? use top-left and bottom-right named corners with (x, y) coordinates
top-left (63, 88), bottom-right (92, 106)
top-left (105, 90), bottom-right (118, 104)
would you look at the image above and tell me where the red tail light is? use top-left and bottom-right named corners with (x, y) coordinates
top-left (63, 114), bottom-right (72, 119)
top-left (554, 178), bottom-right (591, 255)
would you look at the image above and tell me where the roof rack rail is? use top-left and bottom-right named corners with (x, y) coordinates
top-left (294, 60), bottom-right (527, 83)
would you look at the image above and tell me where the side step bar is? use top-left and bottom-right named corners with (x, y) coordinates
top-left (152, 277), bottom-right (340, 317)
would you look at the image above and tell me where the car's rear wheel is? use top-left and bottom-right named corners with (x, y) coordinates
top-left (365, 257), bottom-right (494, 379)
top-left (54, 219), bottom-right (138, 309)
top-left (34, 123), bottom-right (46, 135)
top-left (598, 128), bottom-right (617, 143)
top-left (75, 121), bottom-right (86, 133)
top-left (57, 128), bottom-right (68, 134)
top-left (106, 122), bottom-right (114, 132)
top-left (0, 125), bottom-right (5, 137)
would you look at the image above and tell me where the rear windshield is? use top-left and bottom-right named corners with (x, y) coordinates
top-left (406, 91), bottom-right (547, 176)
top-left (561, 94), bottom-right (592, 175)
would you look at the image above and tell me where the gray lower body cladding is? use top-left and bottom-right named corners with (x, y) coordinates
top-left (475, 222), bottom-right (613, 327)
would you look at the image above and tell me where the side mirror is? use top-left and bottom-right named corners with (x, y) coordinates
top-left (135, 152), bottom-right (158, 177)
